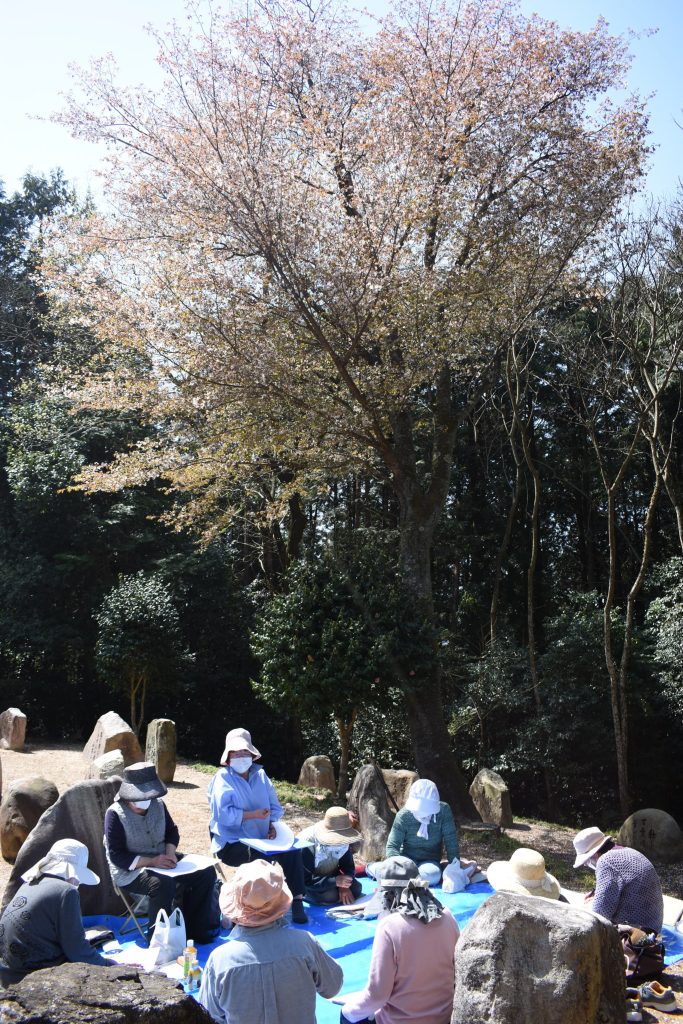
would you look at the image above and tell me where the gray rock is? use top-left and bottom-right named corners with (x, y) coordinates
top-left (0, 708), bottom-right (27, 751)
top-left (381, 769), bottom-right (418, 809)
top-left (0, 777), bottom-right (59, 862)
top-left (88, 750), bottom-right (125, 781)
top-left (618, 808), bottom-right (683, 862)
top-left (469, 768), bottom-right (513, 827)
top-left (347, 764), bottom-right (395, 861)
top-left (298, 755), bottom-right (336, 792)
top-left (451, 892), bottom-right (626, 1024)
top-left (145, 719), bottom-right (177, 784)
top-left (1, 778), bottom-right (121, 916)
top-left (0, 961), bottom-right (213, 1022)
top-left (83, 711), bottom-right (143, 767)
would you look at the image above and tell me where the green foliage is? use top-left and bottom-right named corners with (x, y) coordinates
top-left (646, 557), bottom-right (683, 710)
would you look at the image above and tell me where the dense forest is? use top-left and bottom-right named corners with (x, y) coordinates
top-left (1, 1), bottom-right (682, 828)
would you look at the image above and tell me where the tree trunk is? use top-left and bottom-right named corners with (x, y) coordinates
top-left (603, 489), bottom-right (630, 817)
top-left (335, 709), bottom-right (357, 803)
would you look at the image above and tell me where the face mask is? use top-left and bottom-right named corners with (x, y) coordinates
top-left (230, 756), bottom-right (252, 774)
top-left (132, 799), bottom-right (151, 811)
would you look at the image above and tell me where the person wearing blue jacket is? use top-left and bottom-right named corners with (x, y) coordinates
top-left (208, 727), bottom-right (309, 924)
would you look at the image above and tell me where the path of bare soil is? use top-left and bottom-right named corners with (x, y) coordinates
top-left (1, 743), bottom-right (682, 1020)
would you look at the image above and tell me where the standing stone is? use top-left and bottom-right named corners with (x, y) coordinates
top-left (381, 769), bottom-right (418, 809)
top-left (146, 718), bottom-right (177, 785)
top-left (88, 749), bottom-right (125, 781)
top-left (347, 764), bottom-right (396, 862)
top-left (83, 711), bottom-right (143, 767)
top-left (0, 777), bottom-right (59, 861)
top-left (618, 808), bottom-right (683, 862)
top-left (298, 755), bottom-right (336, 792)
top-left (469, 768), bottom-right (513, 827)
top-left (452, 892), bottom-right (625, 1024)
top-left (0, 707), bottom-right (27, 750)
top-left (2, 778), bottom-right (121, 916)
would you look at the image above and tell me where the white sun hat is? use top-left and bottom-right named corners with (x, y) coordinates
top-left (487, 848), bottom-right (560, 900)
top-left (21, 838), bottom-right (100, 886)
top-left (573, 826), bottom-right (609, 868)
top-left (405, 779), bottom-right (440, 819)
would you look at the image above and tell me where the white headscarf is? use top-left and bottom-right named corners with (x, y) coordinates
top-left (405, 780), bottom-right (441, 840)
top-left (21, 839), bottom-right (100, 886)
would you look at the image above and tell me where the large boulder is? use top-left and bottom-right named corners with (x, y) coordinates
top-left (0, 962), bottom-right (213, 1022)
top-left (381, 769), bottom-right (418, 809)
top-left (618, 808), bottom-right (683, 862)
top-left (88, 750), bottom-right (125, 781)
top-left (83, 711), bottom-right (143, 768)
top-left (347, 764), bottom-right (396, 862)
top-left (145, 719), bottom-right (177, 785)
top-left (0, 777), bottom-right (59, 862)
top-left (1, 778), bottom-right (121, 916)
top-left (451, 892), bottom-right (626, 1024)
top-left (469, 768), bottom-right (513, 827)
top-left (298, 755), bottom-right (336, 793)
top-left (0, 708), bottom-right (27, 751)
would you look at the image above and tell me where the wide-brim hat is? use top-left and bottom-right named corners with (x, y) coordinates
top-left (22, 838), bottom-right (100, 886)
top-left (488, 848), bottom-right (560, 900)
top-left (405, 779), bottom-right (440, 818)
top-left (374, 856), bottom-right (421, 888)
top-left (573, 826), bottom-right (609, 868)
top-left (314, 807), bottom-right (362, 846)
top-left (116, 761), bottom-right (167, 802)
top-left (220, 858), bottom-right (292, 926)
top-left (220, 728), bottom-right (261, 766)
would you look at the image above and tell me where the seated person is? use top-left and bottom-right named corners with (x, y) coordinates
top-left (104, 761), bottom-right (218, 944)
top-left (487, 847), bottom-right (562, 901)
top-left (340, 856), bottom-right (459, 1024)
top-left (385, 779), bottom-right (470, 884)
top-left (299, 807), bottom-right (362, 906)
top-left (200, 858), bottom-right (342, 1024)
top-left (207, 726), bottom-right (308, 923)
top-left (0, 839), bottom-right (115, 984)
top-left (573, 826), bottom-right (664, 934)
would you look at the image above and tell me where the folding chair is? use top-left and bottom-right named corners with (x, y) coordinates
top-left (112, 880), bottom-right (149, 942)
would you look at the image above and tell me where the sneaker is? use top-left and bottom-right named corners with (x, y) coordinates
top-left (639, 981), bottom-right (677, 1012)
top-left (626, 998), bottom-right (643, 1023)
top-left (291, 898), bottom-right (309, 925)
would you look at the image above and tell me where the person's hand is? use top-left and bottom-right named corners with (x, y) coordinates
top-left (336, 874), bottom-right (353, 889)
top-left (338, 886), bottom-right (356, 905)
top-left (152, 853), bottom-right (178, 869)
top-left (243, 808), bottom-right (270, 820)
top-left (267, 823), bottom-right (276, 839)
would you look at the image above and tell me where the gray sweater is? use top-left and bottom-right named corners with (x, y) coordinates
top-left (0, 875), bottom-right (113, 982)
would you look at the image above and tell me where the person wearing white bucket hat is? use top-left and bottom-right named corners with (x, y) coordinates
top-left (208, 727), bottom-right (309, 924)
top-left (573, 826), bottom-right (663, 933)
top-left (0, 839), bottom-right (115, 983)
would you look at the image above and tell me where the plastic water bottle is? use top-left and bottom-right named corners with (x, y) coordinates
top-left (183, 939), bottom-right (197, 978)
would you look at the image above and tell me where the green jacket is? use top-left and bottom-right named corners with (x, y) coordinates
top-left (385, 802), bottom-right (459, 863)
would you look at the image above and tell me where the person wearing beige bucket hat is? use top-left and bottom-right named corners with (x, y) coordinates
top-left (487, 847), bottom-right (561, 900)
top-left (298, 807), bottom-right (363, 905)
top-left (208, 727), bottom-right (310, 923)
top-left (199, 859), bottom-right (343, 1024)
top-left (0, 839), bottom-right (116, 984)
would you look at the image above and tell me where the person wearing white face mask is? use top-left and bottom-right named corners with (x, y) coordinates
top-left (104, 762), bottom-right (218, 944)
top-left (208, 728), bottom-right (309, 924)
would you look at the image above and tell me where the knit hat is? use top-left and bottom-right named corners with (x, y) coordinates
top-left (487, 848), bottom-right (561, 900)
top-left (220, 859), bottom-right (292, 926)
top-left (220, 728), bottom-right (261, 766)
top-left (116, 762), bottom-right (167, 802)
top-left (573, 826), bottom-right (610, 868)
top-left (22, 838), bottom-right (100, 886)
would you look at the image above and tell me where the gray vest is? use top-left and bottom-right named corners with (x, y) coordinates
top-left (105, 799), bottom-right (167, 888)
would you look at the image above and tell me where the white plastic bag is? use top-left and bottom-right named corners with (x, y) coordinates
top-left (442, 862), bottom-right (471, 894)
top-left (149, 907), bottom-right (186, 965)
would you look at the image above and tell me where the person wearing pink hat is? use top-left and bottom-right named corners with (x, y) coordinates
top-left (208, 727), bottom-right (309, 923)
top-left (573, 826), bottom-right (663, 934)
top-left (199, 859), bottom-right (342, 1023)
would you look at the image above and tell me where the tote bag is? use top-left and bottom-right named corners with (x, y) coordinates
top-left (149, 907), bottom-right (187, 966)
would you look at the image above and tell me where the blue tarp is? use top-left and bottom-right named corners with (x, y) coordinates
top-left (84, 878), bottom-right (683, 1024)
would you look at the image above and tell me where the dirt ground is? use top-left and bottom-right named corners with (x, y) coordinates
top-left (1, 743), bottom-right (681, 1020)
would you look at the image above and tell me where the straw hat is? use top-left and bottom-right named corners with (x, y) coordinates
top-left (313, 807), bottom-right (362, 846)
top-left (405, 779), bottom-right (440, 819)
top-left (220, 859), bottom-right (292, 927)
top-left (487, 848), bottom-right (560, 900)
top-left (116, 762), bottom-right (167, 802)
top-left (21, 838), bottom-right (100, 886)
top-left (573, 826), bottom-right (609, 868)
top-left (220, 728), bottom-right (261, 766)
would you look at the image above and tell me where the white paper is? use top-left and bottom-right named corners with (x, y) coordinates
top-left (241, 820), bottom-right (309, 853)
top-left (147, 852), bottom-right (216, 877)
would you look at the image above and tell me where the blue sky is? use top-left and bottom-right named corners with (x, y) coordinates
top-left (2, 0), bottom-right (681, 202)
